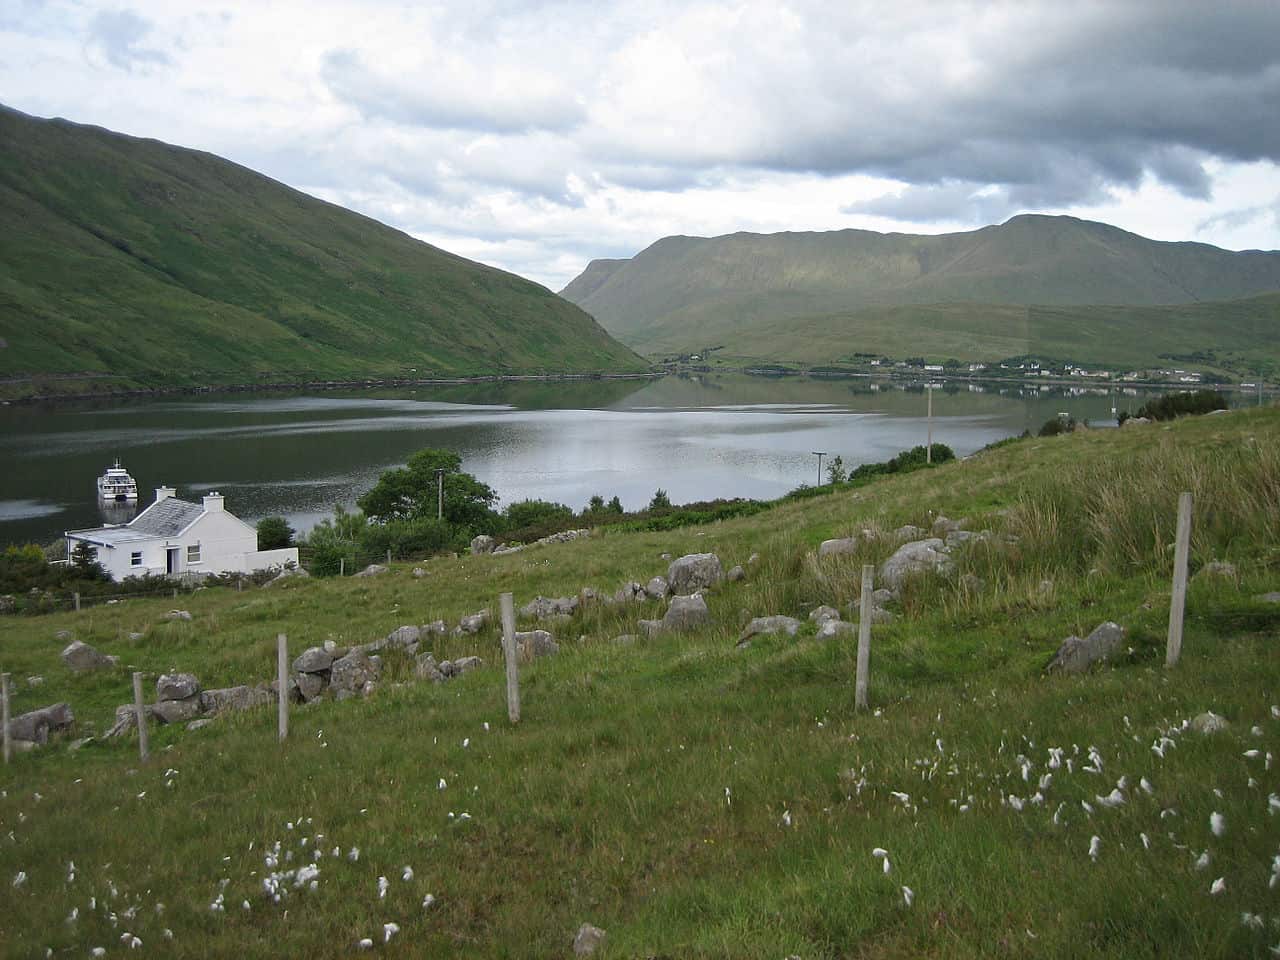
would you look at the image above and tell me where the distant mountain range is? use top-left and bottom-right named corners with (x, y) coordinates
top-left (0, 106), bottom-right (645, 398)
top-left (560, 216), bottom-right (1280, 373)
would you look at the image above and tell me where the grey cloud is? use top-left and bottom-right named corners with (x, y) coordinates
top-left (1197, 195), bottom-right (1280, 235)
top-left (87, 9), bottom-right (170, 72)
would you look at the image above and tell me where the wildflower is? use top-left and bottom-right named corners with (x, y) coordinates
top-left (377, 876), bottom-right (389, 899)
top-left (384, 922), bottom-right (400, 943)
top-left (422, 894), bottom-right (437, 909)
top-left (402, 866), bottom-right (414, 882)
top-left (1211, 812), bottom-right (1225, 837)
top-left (901, 886), bottom-right (914, 907)
top-left (1210, 877), bottom-right (1226, 895)
top-left (1088, 836), bottom-right (1101, 862)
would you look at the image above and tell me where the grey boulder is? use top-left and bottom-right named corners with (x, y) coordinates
top-left (1191, 711), bottom-right (1230, 735)
top-left (415, 653), bottom-right (446, 683)
top-left (817, 619), bottom-right (857, 640)
top-left (200, 685), bottom-right (272, 714)
top-left (809, 605), bottom-right (840, 624)
top-left (470, 534), bottom-right (496, 555)
top-left (455, 610), bottom-right (491, 634)
top-left (353, 564), bottom-right (388, 578)
top-left (817, 538), bottom-right (859, 558)
top-left (329, 649), bottom-right (381, 695)
top-left (295, 672), bottom-right (326, 702)
top-left (61, 640), bottom-right (119, 673)
top-left (383, 625), bottom-right (421, 649)
top-left (667, 553), bottom-right (724, 595)
top-left (1045, 621), bottom-right (1127, 674)
top-left (521, 596), bottom-right (579, 619)
top-left (166, 609), bottom-right (193, 621)
top-left (662, 594), bottom-right (711, 632)
top-left (739, 615), bottom-right (800, 643)
top-left (726, 564), bottom-right (745, 582)
top-left (293, 646), bottom-right (333, 674)
top-left (644, 577), bottom-right (670, 600)
top-left (516, 630), bottom-right (560, 658)
top-left (7, 702), bottom-right (74, 744)
top-left (614, 581), bottom-right (646, 603)
top-left (879, 539), bottom-right (952, 591)
top-left (151, 696), bottom-right (202, 724)
top-left (156, 672), bottom-right (200, 701)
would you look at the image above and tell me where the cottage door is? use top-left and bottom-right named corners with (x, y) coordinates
top-left (166, 547), bottom-right (179, 575)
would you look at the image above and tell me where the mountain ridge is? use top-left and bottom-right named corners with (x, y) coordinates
top-left (560, 215), bottom-right (1280, 362)
top-left (0, 105), bottom-right (647, 398)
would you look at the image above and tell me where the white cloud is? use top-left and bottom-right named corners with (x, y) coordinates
top-left (0, 0), bottom-right (1277, 290)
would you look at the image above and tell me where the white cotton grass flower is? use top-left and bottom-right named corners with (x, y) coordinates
top-left (438, 779), bottom-right (447, 791)
top-left (1210, 877), bottom-right (1226, 895)
top-left (1269, 794), bottom-right (1280, 815)
top-left (872, 848), bottom-right (889, 859)
top-left (462, 738), bottom-right (470, 748)
top-left (882, 857), bottom-right (892, 876)
top-left (91, 950), bottom-right (106, 958)
top-left (13, 871), bottom-right (27, 887)
top-left (1194, 851), bottom-right (1211, 871)
top-left (348, 847), bottom-right (360, 862)
top-left (780, 810), bottom-right (792, 827)
top-left (1097, 789), bottom-right (1125, 809)
top-left (1211, 812), bottom-right (1226, 837)
top-left (402, 866), bottom-right (414, 882)
top-left (1088, 836), bottom-right (1101, 862)
top-left (358, 938), bottom-right (373, 949)
top-left (383, 922), bottom-right (400, 943)
top-left (1140, 833), bottom-right (1151, 850)
top-left (422, 893), bottom-right (437, 909)
top-left (1140, 778), bottom-right (1154, 795)
top-left (483, 721), bottom-right (490, 731)
top-left (1242, 912), bottom-right (1264, 930)
top-left (377, 876), bottom-right (389, 899)
top-left (901, 886), bottom-right (914, 907)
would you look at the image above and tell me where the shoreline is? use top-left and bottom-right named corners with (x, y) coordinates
top-left (0, 370), bottom-right (663, 406)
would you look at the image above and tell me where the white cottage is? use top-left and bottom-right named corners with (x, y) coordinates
top-left (66, 487), bottom-right (299, 582)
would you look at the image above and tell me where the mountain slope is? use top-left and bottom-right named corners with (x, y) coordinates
top-left (561, 217), bottom-right (1280, 360)
top-left (0, 106), bottom-right (646, 397)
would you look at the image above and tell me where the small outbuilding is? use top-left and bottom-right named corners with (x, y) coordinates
top-left (66, 487), bottom-right (298, 582)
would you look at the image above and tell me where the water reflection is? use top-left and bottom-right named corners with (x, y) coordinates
top-left (0, 374), bottom-right (1236, 546)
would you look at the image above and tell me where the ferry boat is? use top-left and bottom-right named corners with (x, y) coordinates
top-left (96, 459), bottom-right (138, 502)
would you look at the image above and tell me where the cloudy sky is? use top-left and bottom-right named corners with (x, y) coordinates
top-left (2, 0), bottom-right (1279, 290)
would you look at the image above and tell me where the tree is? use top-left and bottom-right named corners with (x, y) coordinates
top-left (826, 455), bottom-right (846, 484)
top-left (648, 488), bottom-right (672, 511)
top-left (607, 496), bottom-right (624, 514)
top-left (256, 516), bottom-right (296, 550)
top-left (357, 449), bottom-right (498, 530)
top-left (69, 540), bottom-right (106, 580)
top-left (584, 494), bottom-right (605, 515)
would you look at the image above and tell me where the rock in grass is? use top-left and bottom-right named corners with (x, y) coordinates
top-left (893, 524), bottom-right (924, 541)
top-left (817, 619), bottom-right (857, 640)
top-left (156, 673), bottom-right (200, 701)
top-left (1193, 561), bottom-right (1237, 582)
top-left (293, 647), bottom-right (333, 674)
top-left (516, 630), bottom-right (560, 658)
top-left (644, 577), bottom-right (670, 600)
top-left (354, 564), bottom-right (388, 578)
top-left (809, 605), bottom-right (840, 624)
top-left (7, 703), bottom-right (74, 744)
top-left (521, 596), bottom-right (579, 619)
top-left (726, 564), bottom-right (745, 582)
top-left (879, 539), bottom-right (952, 591)
top-left (932, 515), bottom-right (965, 536)
top-left (151, 696), bottom-right (202, 724)
top-left (470, 534), bottom-right (496, 555)
top-left (330, 650), bottom-right (381, 696)
top-left (165, 609), bottom-right (193, 621)
top-left (615, 581), bottom-right (645, 603)
top-left (818, 538), bottom-right (858, 558)
top-left (1191, 712), bottom-right (1230, 735)
top-left (451, 656), bottom-right (484, 676)
top-left (662, 594), bottom-right (711, 632)
top-left (739, 615), bottom-right (800, 643)
top-left (611, 634), bottom-right (639, 646)
top-left (415, 653), bottom-right (446, 682)
top-left (61, 640), bottom-right (119, 672)
top-left (573, 923), bottom-right (607, 956)
top-left (295, 672), bottom-right (326, 702)
top-left (200, 685), bottom-right (272, 714)
top-left (187, 718), bottom-right (215, 731)
top-left (637, 619), bottom-right (664, 637)
top-left (1044, 622), bottom-right (1127, 674)
top-left (455, 610), bottom-right (491, 635)
top-left (667, 553), bottom-right (723, 595)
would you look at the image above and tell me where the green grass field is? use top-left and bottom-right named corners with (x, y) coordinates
top-left (1, 408), bottom-right (1278, 957)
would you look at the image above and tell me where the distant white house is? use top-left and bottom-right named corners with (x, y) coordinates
top-left (66, 487), bottom-right (298, 582)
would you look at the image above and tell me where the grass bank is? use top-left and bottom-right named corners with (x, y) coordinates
top-left (1, 408), bottom-right (1278, 957)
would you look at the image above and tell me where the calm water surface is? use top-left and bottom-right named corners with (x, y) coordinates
top-left (0, 374), bottom-right (1169, 546)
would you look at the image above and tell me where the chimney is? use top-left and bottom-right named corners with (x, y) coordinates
top-left (154, 486), bottom-right (176, 504)
top-left (203, 492), bottom-right (225, 512)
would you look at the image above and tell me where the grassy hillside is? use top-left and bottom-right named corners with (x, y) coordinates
top-left (561, 216), bottom-right (1280, 363)
top-left (0, 106), bottom-right (646, 399)
top-left (690, 294), bottom-right (1280, 376)
top-left (1, 408), bottom-right (1279, 957)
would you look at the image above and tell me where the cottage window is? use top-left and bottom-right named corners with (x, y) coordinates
top-left (187, 544), bottom-right (201, 564)
top-left (130, 551), bottom-right (143, 567)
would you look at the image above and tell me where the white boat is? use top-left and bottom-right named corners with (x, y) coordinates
top-left (97, 459), bottom-right (138, 502)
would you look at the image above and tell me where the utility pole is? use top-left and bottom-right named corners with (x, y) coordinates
top-left (811, 451), bottom-right (827, 485)
top-left (435, 468), bottom-right (445, 521)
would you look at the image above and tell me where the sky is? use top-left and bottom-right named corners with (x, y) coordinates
top-left (2, 0), bottom-right (1279, 291)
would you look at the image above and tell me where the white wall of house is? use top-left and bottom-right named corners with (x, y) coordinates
top-left (69, 493), bottom-right (300, 581)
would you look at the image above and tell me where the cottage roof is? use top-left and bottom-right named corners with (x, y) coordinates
top-left (129, 497), bottom-right (204, 537)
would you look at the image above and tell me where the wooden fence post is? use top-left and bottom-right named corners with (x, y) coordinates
top-left (855, 564), bottom-right (874, 710)
top-left (73, 592), bottom-right (81, 612)
top-left (2, 673), bottom-right (11, 765)
top-left (277, 634), bottom-right (289, 742)
top-left (926, 384), bottom-right (934, 464)
top-left (132, 671), bottom-right (149, 762)
top-left (339, 558), bottom-right (345, 577)
top-left (386, 548), bottom-right (392, 565)
top-left (1166, 491), bottom-right (1194, 668)
top-left (500, 593), bottom-right (520, 724)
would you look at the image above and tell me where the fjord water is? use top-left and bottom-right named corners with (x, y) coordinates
top-left (0, 375), bottom-right (1155, 547)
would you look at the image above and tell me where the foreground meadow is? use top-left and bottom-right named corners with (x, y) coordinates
top-left (2, 408), bottom-right (1278, 958)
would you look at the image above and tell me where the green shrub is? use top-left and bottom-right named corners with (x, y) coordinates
top-left (1134, 389), bottom-right (1228, 421)
top-left (505, 499), bottom-right (574, 528)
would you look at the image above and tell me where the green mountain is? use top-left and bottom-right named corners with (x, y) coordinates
top-left (561, 216), bottom-right (1280, 367)
top-left (0, 106), bottom-right (646, 398)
